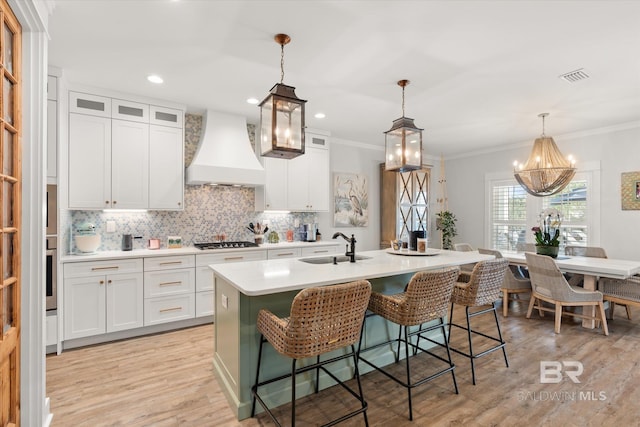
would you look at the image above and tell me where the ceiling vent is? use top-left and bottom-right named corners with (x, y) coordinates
top-left (559, 68), bottom-right (590, 83)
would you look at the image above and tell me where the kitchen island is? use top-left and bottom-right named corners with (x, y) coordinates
top-left (209, 248), bottom-right (494, 420)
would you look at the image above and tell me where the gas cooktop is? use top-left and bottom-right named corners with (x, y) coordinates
top-left (194, 241), bottom-right (259, 250)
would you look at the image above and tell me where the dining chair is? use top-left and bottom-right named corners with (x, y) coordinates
top-left (564, 245), bottom-right (632, 319)
top-left (478, 249), bottom-right (532, 317)
top-left (453, 243), bottom-right (476, 274)
top-left (251, 280), bottom-right (372, 427)
top-left (448, 258), bottom-right (510, 385)
top-left (524, 252), bottom-right (609, 336)
top-left (358, 267), bottom-right (460, 420)
top-left (599, 275), bottom-right (639, 320)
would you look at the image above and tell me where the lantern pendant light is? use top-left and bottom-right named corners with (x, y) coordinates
top-left (513, 113), bottom-right (576, 197)
top-left (259, 33), bottom-right (307, 159)
top-left (385, 80), bottom-right (423, 172)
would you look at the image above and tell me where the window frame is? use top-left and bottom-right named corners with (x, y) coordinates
top-left (484, 161), bottom-right (601, 250)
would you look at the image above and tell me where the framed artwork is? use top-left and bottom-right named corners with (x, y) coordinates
top-left (334, 173), bottom-right (368, 227)
top-left (621, 171), bottom-right (640, 210)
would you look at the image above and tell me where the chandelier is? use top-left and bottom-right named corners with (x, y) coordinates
top-left (384, 80), bottom-right (423, 172)
top-left (513, 113), bottom-right (576, 197)
top-left (259, 33), bottom-right (307, 159)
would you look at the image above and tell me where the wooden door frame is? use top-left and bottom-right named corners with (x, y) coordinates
top-left (6, 0), bottom-right (50, 425)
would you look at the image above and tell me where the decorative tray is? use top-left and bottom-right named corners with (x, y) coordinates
top-left (386, 248), bottom-right (441, 256)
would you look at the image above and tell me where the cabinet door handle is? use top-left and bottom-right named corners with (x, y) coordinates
top-left (159, 281), bottom-right (182, 286)
top-left (91, 266), bottom-right (119, 271)
top-left (277, 252), bottom-right (294, 256)
top-left (224, 256), bottom-right (244, 261)
top-left (99, 280), bottom-right (104, 285)
top-left (159, 307), bottom-right (183, 313)
top-left (113, 200), bottom-right (117, 205)
top-left (159, 261), bottom-right (183, 266)
top-left (312, 250), bottom-right (329, 254)
top-left (105, 201), bottom-right (110, 204)
top-left (108, 280), bottom-right (112, 284)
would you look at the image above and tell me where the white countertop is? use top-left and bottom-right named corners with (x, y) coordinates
top-left (60, 241), bottom-right (340, 263)
top-left (210, 249), bottom-right (495, 296)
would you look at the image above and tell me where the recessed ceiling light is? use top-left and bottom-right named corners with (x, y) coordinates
top-left (314, 112), bottom-right (326, 119)
top-left (247, 98), bottom-right (259, 105)
top-left (147, 74), bottom-right (164, 84)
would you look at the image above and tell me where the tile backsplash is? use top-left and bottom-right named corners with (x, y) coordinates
top-left (62, 113), bottom-right (318, 253)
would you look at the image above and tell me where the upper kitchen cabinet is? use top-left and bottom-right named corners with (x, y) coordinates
top-left (47, 74), bottom-right (58, 182)
top-left (255, 129), bottom-right (330, 212)
top-left (67, 90), bottom-right (185, 210)
top-left (287, 131), bottom-right (330, 211)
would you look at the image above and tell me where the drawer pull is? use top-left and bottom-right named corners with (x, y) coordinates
top-left (159, 306), bottom-right (183, 313)
top-left (159, 281), bottom-right (182, 286)
top-left (277, 252), bottom-right (294, 256)
top-left (224, 256), bottom-right (244, 261)
top-left (91, 266), bottom-right (119, 271)
top-left (159, 261), bottom-right (183, 266)
top-left (313, 250), bottom-right (329, 254)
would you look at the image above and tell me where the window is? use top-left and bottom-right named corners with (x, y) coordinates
top-left (489, 180), bottom-right (527, 251)
top-left (486, 165), bottom-right (600, 251)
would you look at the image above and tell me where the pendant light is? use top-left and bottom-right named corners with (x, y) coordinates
top-left (259, 33), bottom-right (307, 159)
top-left (513, 113), bottom-right (576, 197)
top-left (384, 80), bottom-right (423, 172)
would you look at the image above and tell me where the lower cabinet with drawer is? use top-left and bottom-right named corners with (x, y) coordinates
top-left (144, 293), bottom-right (195, 325)
top-left (196, 250), bottom-right (267, 317)
top-left (143, 254), bottom-right (196, 325)
top-left (64, 258), bottom-right (144, 340)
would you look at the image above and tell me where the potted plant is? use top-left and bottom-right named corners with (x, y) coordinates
top-left (436, 211), bottom-right (457, 250)
top-left (532, 208), bottom-right (561, 258)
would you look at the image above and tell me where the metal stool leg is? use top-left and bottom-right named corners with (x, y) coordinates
top-left (492, 302), bottom-right (509, 367)
top-left (251, 334), bottom-right (266, 417)
top-left (465, 306), bottom-right (477, 385)
top-left (447, 302), bottom-right (455, 343)
top-left (403, 326), bottom-right (414, 421)
top-left (351, 345), bottom-right (369, 427)
top-left (441, 321), bottom-right (459, 394)
top-left (291, 359), bottom-right (297, 427)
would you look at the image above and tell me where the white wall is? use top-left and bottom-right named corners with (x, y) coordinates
top-left (445, 123), bottom-right (640, 260)
top-left (317, 139), bottom-right (384, 251)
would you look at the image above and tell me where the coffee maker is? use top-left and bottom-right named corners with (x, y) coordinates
top-left (303, 223), bottom-right (318, 242)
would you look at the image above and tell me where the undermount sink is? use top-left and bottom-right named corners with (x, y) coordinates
top-left (298, 255), bottom-right (371, 264)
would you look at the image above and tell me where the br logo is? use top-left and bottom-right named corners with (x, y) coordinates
top-left (540, 361), bottom-right (583, 383)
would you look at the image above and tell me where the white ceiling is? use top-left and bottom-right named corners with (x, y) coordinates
top-left (48, 0), bottom-right (640, 156)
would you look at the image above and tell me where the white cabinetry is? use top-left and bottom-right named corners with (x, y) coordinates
top-left (63, 258), bottom-right (144, 340)
top-left (149, 124), bottom-right (184, 209)
top-left (196, 250), bottom-right (267, 317)
top-left (68, 112), bottom-right (112, 209)
top-left (255, 157), bottom-right (288, 210)
top-left (256, 129), bottom-right (330, 212)
top-left (68, 90), bottom-right (184, 210)
top-left (111, 119), bottom-right (149, 208)
top-left (47, 75), bottom-right (58, 181)
top-left (267, 247), bottom-right (301, 259)
top-left (144, 255), bottom-right (195, 325)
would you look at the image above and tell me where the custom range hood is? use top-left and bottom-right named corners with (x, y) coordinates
top-left (186, 110), bottom-right (265, 186)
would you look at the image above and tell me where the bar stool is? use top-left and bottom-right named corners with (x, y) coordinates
top-left (478, 248), bottom-right (531, 317)
top-left (251, 280), bottom-right (372, 427)
top-left (358, 267), bottom-right (460, 421)
top-left (448, 258), bottom-right (509, 385)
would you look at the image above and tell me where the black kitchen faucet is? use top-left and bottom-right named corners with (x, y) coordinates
top-left (332, 232), bottom-right (357, 262)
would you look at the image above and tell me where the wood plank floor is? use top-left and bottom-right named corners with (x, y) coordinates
top-left (47, 301), bottom-right (640, 426)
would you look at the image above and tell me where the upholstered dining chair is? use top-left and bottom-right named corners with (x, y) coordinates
top-left (564, 245), bottom-right (632, 320)
top-left (454, 243), bottom-right (476, 274)
top-left (524, 252), bottom-right (609, 336)
top-left (478, 249), bottom-right (532, 317)
top-left (448, 258), bottom-right (510, 385)
top-left (251, 280), bottom-right (372, 427)
top-left (358, 267), bottom-right (460, 421)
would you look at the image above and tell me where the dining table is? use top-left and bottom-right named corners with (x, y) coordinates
top-left (502, 251), bottom-right (640, 328)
